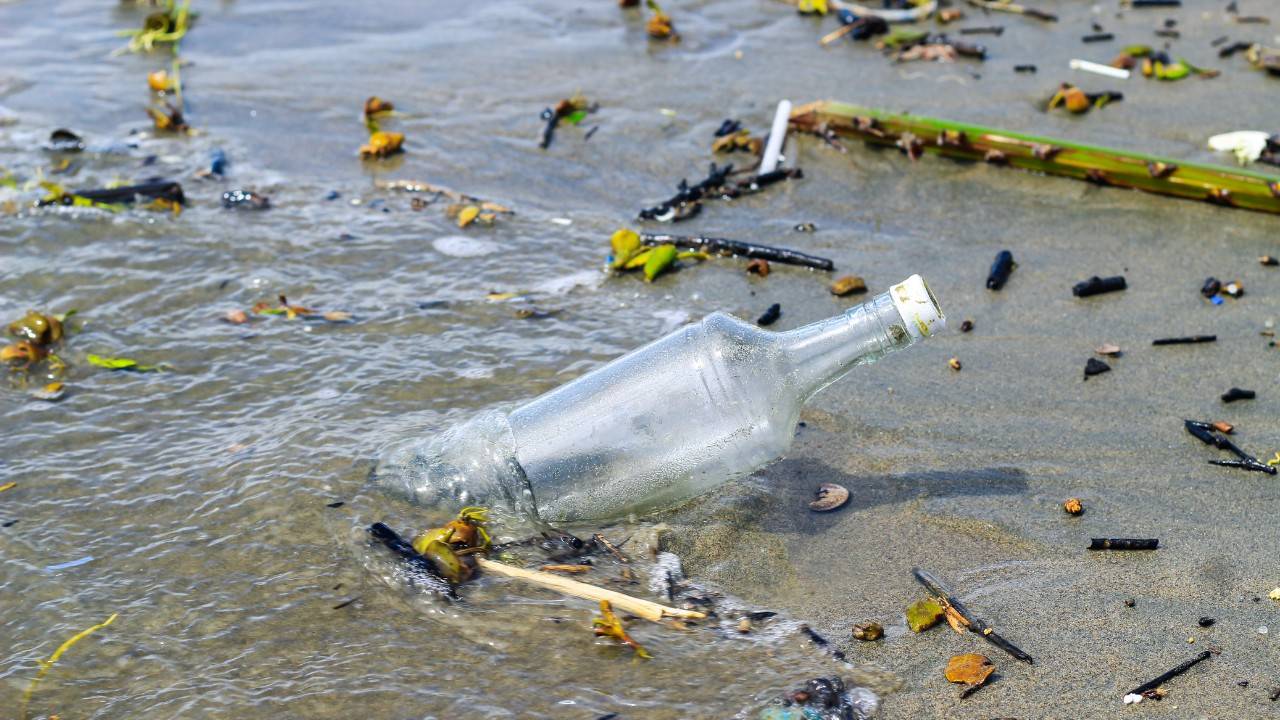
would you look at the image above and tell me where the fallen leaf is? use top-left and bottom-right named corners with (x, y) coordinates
top-left (86, 354), bottom-right (161, 372)
top-left (364, 96), bottom-right (394, 118)
top-left (147, 70), bottom-right (173, 92)
top-left (593, 599), bottom-right (652, 658)
top-left (610, 227), bottom-right (643, 269)
top-left (643, 243), bottom-right (678, 282)
top-left (945, 653), bottom-right (995, 686)
top-left (830, 275), bottom-right (867, 296)
top-left (457, 205), bottom-right (480, 228)
top-left (942, 604), bottom-right (970, 634)
top-left (33, 382), bottom-right (66, 401)
top-left (360, 131), bottom-right (404, 158)
top-left (906, 598), bottom-right (944, 633)
top-left (0, 481), bottom-right (15, 493)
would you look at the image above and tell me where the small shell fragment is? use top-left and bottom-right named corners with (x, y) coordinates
top-left (809, 482), bottom-right (849, 512)
top-left (1095, 343), bottom-right (1122, 356)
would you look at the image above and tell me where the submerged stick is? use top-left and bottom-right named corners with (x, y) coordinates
top-left (789, 101), bottom-right (1280, 215)
top-left (912, 568), bottom-right (1034, 664)
top-left (476, 557), bottom-right (704, 623)
top-left (1125, 650), bottom-right (1211, 699)
top-left (368, 523), bottom-right (458, 599)
top-left (640, 232), bottom-right (835, 270)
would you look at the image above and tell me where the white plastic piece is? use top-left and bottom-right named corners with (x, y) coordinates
top-left (1069, 58), bottom-right (1130, 79)
top-left (1123, 693), bottom-right (1144, 705)
top-left (1207, 130), bottom-right (1270, 166)
top-left (759, 99), bottom-right (792, 174)
top-left (891, 274), bottom-right (945, 339)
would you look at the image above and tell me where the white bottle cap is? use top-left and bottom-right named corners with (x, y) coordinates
top-left (890, 274), bottom-right (945, 339)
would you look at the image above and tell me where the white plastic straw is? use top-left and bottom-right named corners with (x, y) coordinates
top-left (759, 99), bottom-right (792, 174)
top-left (1069, 59), bottom-right (1131, 80)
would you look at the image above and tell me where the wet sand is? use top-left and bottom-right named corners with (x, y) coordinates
top-left (3, 0), bottom-right (1278, 717)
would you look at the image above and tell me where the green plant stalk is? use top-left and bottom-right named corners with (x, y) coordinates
top-left (790, 100), bottom-right (1280, 214)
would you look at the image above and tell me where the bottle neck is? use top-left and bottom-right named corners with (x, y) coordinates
top-left (779, 292), bottom-right (918, 400)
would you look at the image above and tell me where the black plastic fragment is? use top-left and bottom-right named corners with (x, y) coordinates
top-left (48, 129), bottom-right (85, 153)
top-left (986, 250), bottom-right (1015, 290)
top-left (1084, 358), bottom-right (1111, 379)
top-left (1014, 64), bottom-right (1038, 73)
top-left (1072, 275), bottom-right (1126, 297)
top-left (757, 303), bottom-right (781, 327)
top-left (1153, 335), bottom-right (1216, 345)
top-left (1082, 33), bottom-right (1114, 42)
top-left (1221, 387), bottom-right (1256, 403)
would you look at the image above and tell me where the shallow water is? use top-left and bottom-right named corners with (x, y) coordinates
top-left (3, 0), bottom-right (1280, 718)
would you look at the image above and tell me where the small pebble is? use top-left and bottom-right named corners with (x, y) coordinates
top-left (1084, 357), bottom-right (1111, 379)
top-left (1063, 498), bottom-right (1084, 515)
top-left (757, 303), bottom-right (781, 327)
top-left (794, 222), bottom-right (816, 232)
top-left (948, 357), bottom-right (962, 371)
top-left (852, 621), bottom-right (883, 641)
top-left (960, 319), bottom-right (974, 333)
top-left (1124, 598), bottom-right (1136, 607)
top-left (738, 617), bottom-right (752, 634)
top-left (1187, 637), bottom-right (1195, 643)
top-left (830, 275), bottom-right (867, 297)
top-left (1238, 680), bottom-right (1250, 688)
top-left (1259, 626), bottom-right (1268, 635)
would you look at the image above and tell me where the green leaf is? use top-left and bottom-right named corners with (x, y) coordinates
top-left (87, 353), bottom-right (161, 372)
top-left (1123, 44), bottom-right (1152, 57)
top-left (881, 28), bottom-right (928, 48)
top-left (643, 243), bottom-right (678, 282)
top-left (1158, 61), bottom-right (1189, 80)
top-left (906, 598), bottom-right (944, 633)
top-left (564, 109), bottom-right (587, 125)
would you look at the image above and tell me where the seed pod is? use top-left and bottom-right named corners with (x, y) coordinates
top-left (830, 275), bottom-right (867, 296)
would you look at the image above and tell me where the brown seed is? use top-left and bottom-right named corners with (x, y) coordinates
top-left (830, 275), bottom-right (867, 297)
top-left (852, 621), bottom-right (883, 641)
top-left (948, 357), bottom-right (962, 371)
top-left (1095, 343), bottom-right (1122, 356)
top-left (809, 482), bottom-right (849, 512)
top-left (1211, 421), bottom-right (1234, 434)
top-left (1063, 498), bottom-right (1084, 515)
top-left (737, 618), bottom-right (752, 634)
top-left (959, 319), bottom-right (974, 333)
top-left (746, 258), bottom-right (770, 277)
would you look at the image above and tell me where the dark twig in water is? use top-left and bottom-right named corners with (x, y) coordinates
top-left (368, 522), bottom-right (458, 599)
top-left (39, 179), bottom-right (185, 206)
top-left (799, 624), bottom-right (848, 662)
top-left (639, 232), bottom-right (835, 270)
top-left (1089, 538), bottom-right (1159, 550)
top-left (332, 597), bottom-right (359, 610)
top-left (1185, 419), bottom-right (1276, 474)
top-left (912, 568), bottom-right (1035, 664)
top-left (637, 163), bottom-right (803, 222)
top-left (592, 533), bottom-right (630, 564)
top-left (1152, 335), bottom-right (1216, 345)
top-left (1126, 651), bottom-right (1211, 698)
top-left (960, 26), bottom-right (1004, 35)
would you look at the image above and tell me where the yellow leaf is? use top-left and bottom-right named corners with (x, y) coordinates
top-left (609, 228), bottom-right (642, 269)
top-left (360, 131), bottom-right (404, 158)
top-left (643, 243), bottom-right (678, 282)
top-left (457, 205), bottom-right (480, 228)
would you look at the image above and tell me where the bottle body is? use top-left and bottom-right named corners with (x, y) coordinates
top-left (376, 276), bottom-right (943, 523)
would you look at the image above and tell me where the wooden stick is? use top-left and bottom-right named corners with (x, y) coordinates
top-left (912, 568), bottom-right (1034, 664)
top-left (476, 557), bottom-right (706, 623)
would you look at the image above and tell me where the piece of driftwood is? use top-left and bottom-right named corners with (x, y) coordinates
top-left (912, 568), bottom-right (1034, 664)
top-left (476, 557), bottom-right (706, 623)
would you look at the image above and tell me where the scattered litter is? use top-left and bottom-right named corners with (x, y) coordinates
top-left (1185, 419), bottom-right (1275, 474)
top-left (1048, 83), bottom-right (1123, 113)
top-left (1153, 335), bottom-right (1216, 345)
top-left (986, 250), bottom-right (1015, 289)
top-left (1221, 387), bottom-right (1256, 403)
top-left (1123, 650), bottom-right (1211, 704)
top-left (912, 569), bottom-right (1034, 662)
top-left (1070, 58), bottom-right (1131, 79)
top-left (1208, 131), bottom-right (1271, 165)
top-left (45, 555), bottom-right (95, 571)
top-left (1089, 538), bottom-right (1158, 550)
top-left (851, 621), bottom-right (883, 641)
top-left (809, 482), bottom-right (849, 512)
top-left (1073, 275), bottom-right (1126, 297)
top-left (831, 275), bottom-right (867, 296)
top-left (757, 303), bottom-right (782, 326)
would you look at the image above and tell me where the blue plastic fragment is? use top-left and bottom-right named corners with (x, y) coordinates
top-left (45, 555), bottom-right (94, 572)
top-left (1210, 294), bottom-right (1224, 305)
top-left (837, 8), bottom-right (858, 24)
top-left (210, 148), bottom-right (227, 176)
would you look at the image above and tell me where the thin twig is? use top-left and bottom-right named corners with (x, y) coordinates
top-left (912, 568), bottom-right (1034, 664)
top-left (640, 232), bottom-right (835, 271)
top-left (476, 557), bottom-right (704, 623)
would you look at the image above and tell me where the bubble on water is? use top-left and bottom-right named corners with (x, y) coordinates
top-left (433, 235), bottom-right (500, 258)
top-left (652, 309), bottom-right (690, 332)
top-left (648, 551), bottom-right (684, 597)
top-left (532, 270), bottom-right (603, 296)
